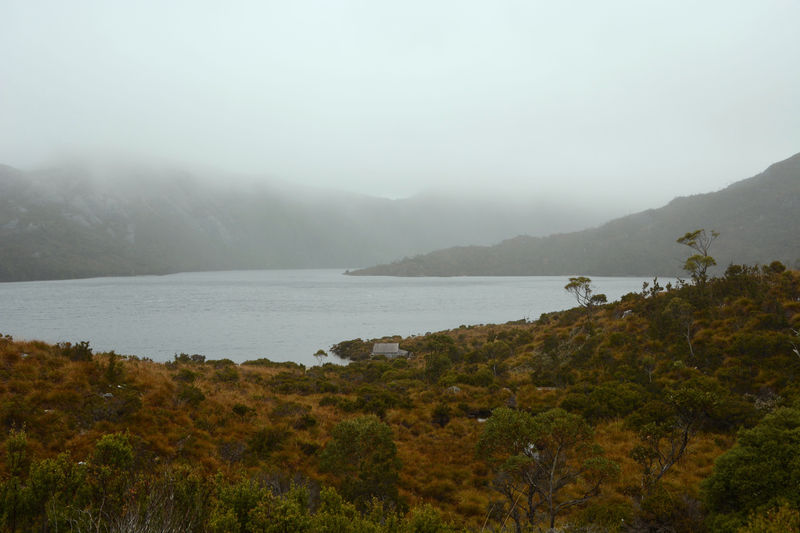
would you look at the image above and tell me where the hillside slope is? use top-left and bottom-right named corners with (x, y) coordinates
top-left (349, 152), bottom-right (800, 277)
top-left (0, 161), bottom-right (612, 282)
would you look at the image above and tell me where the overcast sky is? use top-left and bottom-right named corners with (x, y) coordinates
top-left (1, 1), bottom-right (798, 208)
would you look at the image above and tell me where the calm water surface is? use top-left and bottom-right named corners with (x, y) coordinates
top-left (0, 270), bottom-right (657, 365)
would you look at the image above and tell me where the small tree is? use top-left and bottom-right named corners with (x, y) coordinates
top-left (313, 349), bottom-right (328, 366)
top-left (477, 407), bottom-right (618, 532)
top-left (564, 277), bottom-right (607, 311)
top-left (87, 432), bottom-right (135, 523)
top-left (627, 378), bottom-right (718, 494)
top-left (677, 229), bottom-right (719, 285)
top-left (319, 416), bottom-right (401, 509)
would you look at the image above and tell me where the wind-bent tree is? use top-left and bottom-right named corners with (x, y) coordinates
top-left (564, 277), bottom-right (607, 311)
top-left (477, 407), bottom-right (619, 532)
top-left (677, 229), bottom-right (719, 285)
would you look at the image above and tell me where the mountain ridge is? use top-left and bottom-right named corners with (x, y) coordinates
top-left (0, 161), bottom-right (614, 282)
top-left (347, 151), bottom-right (800, 277)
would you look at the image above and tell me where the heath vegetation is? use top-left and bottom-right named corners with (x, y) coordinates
top-left (2, 251), bottom-right (800, 531)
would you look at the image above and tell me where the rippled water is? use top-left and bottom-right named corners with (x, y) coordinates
top-left (0, 270), bottom-right (657, 365)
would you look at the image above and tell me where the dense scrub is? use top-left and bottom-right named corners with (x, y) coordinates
top-left (1, 263), bottom-right (799, 531)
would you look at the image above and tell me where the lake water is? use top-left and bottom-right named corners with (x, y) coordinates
top-left (0, 270), bottom-right (657, 366)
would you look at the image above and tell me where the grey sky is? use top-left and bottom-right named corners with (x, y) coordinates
top-left (1, 0), bottom-right (798, 208)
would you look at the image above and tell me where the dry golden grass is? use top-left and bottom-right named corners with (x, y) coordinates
top-left (3, 270), bottom-right (800, 527)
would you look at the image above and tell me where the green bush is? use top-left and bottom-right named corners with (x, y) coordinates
top-left (248, 427), bottom-right (288, 460)
top-left (703, 407), bottom-right (800, 531)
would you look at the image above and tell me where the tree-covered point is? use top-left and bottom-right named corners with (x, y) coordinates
top-left (1, 260), bottom-right (800, 531)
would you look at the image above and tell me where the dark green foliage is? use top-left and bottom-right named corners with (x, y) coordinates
top-left (270, 400), bottom-right (311, 420)
top-left (736, 501), bottom-right (800, 533)
top-left (454, 366), bottom-right (495, 387)
top-left (177, 383), bottom-right (205, 406)
top-left (85, 432), bottom-right (135, 520)
top-left (213, 366), bottom-right (240, 383)
top-left (560, 382), bottom-right (649, 422)
top-left (629, 487), bottom-right (705, 533)
top-left (626, 377), bottom-right (720, 493)
top-left (269, 371), bottom-right (317, 394)
top-left (174, 352), bottom-right (207, 364)
top-left (319, 416), bottom-right (401, 509)
top-left (174, 368), bottom-right (198, 383)
top-left (466, 340), bottom-right (512, 363)
top-left (57, 340), bottom-right (93, 361)
top-left (477, 407), bottom-right (619, 532)
top-left (249, 427), bottom-right (288, 460)
top-left (242, 358), bottom-right (305, 371)
top-left (293, 413), bottom-right (317, 431)
top-left (431, 403), bottom-right (451, 428)
top-left (0, 431), bottom-right (448, 533)
top-left (703, 407), bottom-right (800, 531)
top-left (424, 352), bottom-right (452, 383)
top-left (232, 403), bottom-right (255, 420)
top-left (418, 333), bottom-right (462, 362)
top-left (329, 386), bottom-right (411, 418)
top-left (330, 339), bottom-right (371, 361)
top-left (103, 351), bottom-right (123, 383)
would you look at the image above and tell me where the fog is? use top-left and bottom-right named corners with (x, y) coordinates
top-left (1, 1), bottom-right (798, 210)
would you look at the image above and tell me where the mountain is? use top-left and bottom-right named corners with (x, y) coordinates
top-left (348, 152), bottom-right (800, 277)
top-left (0, 160), bottom-right (614, 282)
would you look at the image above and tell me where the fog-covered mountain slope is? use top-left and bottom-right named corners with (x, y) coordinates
top-left (0, 161), bottom-right (612, 281)
top-left (348, 152), bottom-right (800, 277)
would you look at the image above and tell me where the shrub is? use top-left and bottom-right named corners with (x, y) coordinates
top-left (213, 366), bottom-right (239, 383)
top-left (703, 407), bottom-right (800, 530)
top-left (177, 384), bottom-right (205, 406)
top-left (431, 403), bottom-right (451, 428)
top-left (57, 341), bottom-right (92, 361)
top-left (248, 427), bottom-right (288, 460)
top-left (319, 416), bottom-right (401, 509)
top-left (173, 368), bottom-right (197, 383)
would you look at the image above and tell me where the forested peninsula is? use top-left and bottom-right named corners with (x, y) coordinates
top-left (2, 260), bottom-right (799, 532)
top-left (348, 152), bottom-right (800, 277)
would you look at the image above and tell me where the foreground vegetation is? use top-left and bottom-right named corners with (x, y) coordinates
top-left (2, 259), bottom-right (800, 531)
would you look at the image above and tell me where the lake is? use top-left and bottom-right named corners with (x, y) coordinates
top-left (0, 270), bottom-right (658, 366)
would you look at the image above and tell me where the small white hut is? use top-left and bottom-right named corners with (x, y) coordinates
top-left (370, 343), bottom-right (409, 358)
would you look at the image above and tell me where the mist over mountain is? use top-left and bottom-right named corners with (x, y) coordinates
top-left (349, 151), bottom-right (800, 277)
top-left (0, 160), bottom-right (615, 282)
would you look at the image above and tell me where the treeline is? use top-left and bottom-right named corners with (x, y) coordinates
top-left (2, 260), bottom-right (800, 531)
